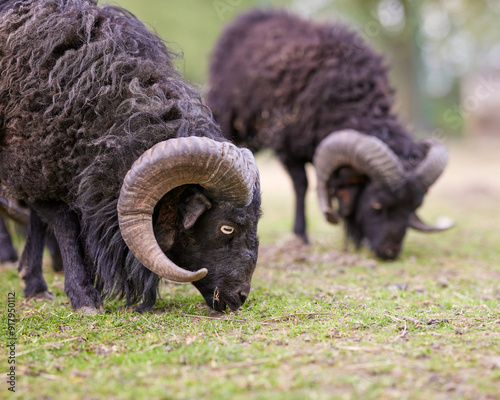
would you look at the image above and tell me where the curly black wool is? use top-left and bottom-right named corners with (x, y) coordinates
top-left (0, 0), bottom-right (224, 305)
top-left (207, 9), bottom-right (426, 167)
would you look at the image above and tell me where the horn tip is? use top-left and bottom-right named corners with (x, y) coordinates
top-left (324, 209), bottom-right (340, 225)
top-left (193, 268), bottom-right (208, 281)
top-left (435, 216), bottom-right (455, 230)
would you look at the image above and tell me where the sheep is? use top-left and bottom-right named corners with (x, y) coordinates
top-left (0, 218), bottom-right (17, 263)
top-left (0, 0), bottom-right (261, 313)
top-left (0, 192), bottom-right (29, 264)
top-left (0, 194), bottom-right (62, 276)
top-left (207, 9), bottom-right (450, 260)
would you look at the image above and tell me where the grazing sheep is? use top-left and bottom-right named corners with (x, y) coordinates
top-left (0, 192), bottom-right (29, 264)
top-left (207, 9), bottom-right (450, 260)
top-left (0, 0), bottom-right (261, 313)
top-left (0, 194), bottom-right (62, 274)
top-left (0, 218), bottom-right (17, 263)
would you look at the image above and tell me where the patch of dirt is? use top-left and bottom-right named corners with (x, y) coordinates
top-left (258, 236), bottom-right (377, 271)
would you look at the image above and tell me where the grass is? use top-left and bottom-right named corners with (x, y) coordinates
top-left (1, 140), bottom-right (500, 400)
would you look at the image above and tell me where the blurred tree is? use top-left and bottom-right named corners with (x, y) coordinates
top-left (109, 0), bottom-right (287, 84)
top-left (108, 0), bottom-right (500, 136)
top-left (292, 0), bottom-right (500, 135)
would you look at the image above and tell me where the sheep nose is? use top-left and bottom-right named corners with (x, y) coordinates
top-left (378, 245), bottom-right (401, 260)
top-left (238, 290), bottom-right (249, 305)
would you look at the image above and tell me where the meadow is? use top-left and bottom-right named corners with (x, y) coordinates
top-left (1, 138), bottom-right (499, 400)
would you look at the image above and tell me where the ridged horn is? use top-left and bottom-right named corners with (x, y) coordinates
top-left (313, 130), bottom-right (405, 224)
top-left (409, 212), bottom-right (454, 232)
top-left (117, 137), bottom-right (258, 283)
top-left (415, 138), bottom-right (448, 190)
top-left (0, 197), bottom-right (30, 226)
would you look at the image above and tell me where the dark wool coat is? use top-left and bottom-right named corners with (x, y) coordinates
top-left (207, 9), bottom-right (426, 168)
top-left (0, 0), bottom-right (223, 304)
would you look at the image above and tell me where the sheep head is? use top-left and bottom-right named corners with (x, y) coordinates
top-left (118, 137), bottom-right (261, 311)
top-left (314, 130), bottom-right (451, 260)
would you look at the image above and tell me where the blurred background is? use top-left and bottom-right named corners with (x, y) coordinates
top-left (110, 0), bottom-right (500, 139)
top-left (98, 0), bottom-right (500, 246)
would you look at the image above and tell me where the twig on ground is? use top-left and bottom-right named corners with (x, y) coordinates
top-left (215, 356), bottom-right (280, 370)
top-left (142, 340), bottom-right (170, 353)
top-left (385, 313), bottom-right (404, 322)
top-left (391, 321), bottom-right (407, 341)
top-left (183, 314), bottom-right (248, 323)
top-left (40, 373), bottom-right (58, 380)
top-left (184, 312), bottom-right (337, 325)
top-left (16, 336), bottom-right (82, 357)
top-left (335, 345), bottom-right (389, 353)
top-left (260, 312), bottom-right (337, 323)
top-left (344, 360), bottom-right (396, 370)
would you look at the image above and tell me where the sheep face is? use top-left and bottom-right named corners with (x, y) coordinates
top-left (329, 169), bottom-right (425, 260)
top-left (154, 186), bottom-right (261, 311)
top-left (351, 182), bottom-right (425, 260)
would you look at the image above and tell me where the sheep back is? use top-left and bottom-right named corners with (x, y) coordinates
top-left (208, 9), bottom-right (423, 166)
top-left (0, 0), bottom-right (220, 207)
top-left (0, 0), bottom-right (223, 304)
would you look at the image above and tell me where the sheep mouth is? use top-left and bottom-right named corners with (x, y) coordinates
top-left (206, 292), bottom-right (244, 312)
top-left (373, 244), bottom-right (402, 260)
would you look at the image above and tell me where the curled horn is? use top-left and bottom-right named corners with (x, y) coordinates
top-left (409, 138), bottom-right (450, 233)
top-left (313, 129), bottom-right (405, 224)
top-left (414, 138), bottom-right (449, 190)
top-left (117, 137), bottom-right (258, 283)
top-left (409, 212), bottom-right (454, 232)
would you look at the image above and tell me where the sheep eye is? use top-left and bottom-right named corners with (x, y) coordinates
top-left (372, 202), bottom-right (383, 210)
top-left (220, 225), bottom-right (235, 235)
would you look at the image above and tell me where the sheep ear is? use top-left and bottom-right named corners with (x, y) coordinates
top-left (335, 186), bottom-right (361, 217)
top-left (181, 193), bottom-right (212, 230)
top-left (153, 191), bottom-right (212, 252)
top-left (329, 167), bottom-right (366, 217)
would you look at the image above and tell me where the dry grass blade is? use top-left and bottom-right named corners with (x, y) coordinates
top-left (260, 312), bottom-right (337, 323)
top-left (344, 360), bottom-right (396, 370)
top-left (16, 336), bottom-right (82, 357)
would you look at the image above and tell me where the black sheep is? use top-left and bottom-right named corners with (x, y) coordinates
top-left (0, 193), bottom-right (30, 264)
top-left (0, 194), bottom-right (63, 273)
top-left (0, 0), bottom-right (261, 313)
top-left (207, 9), bottom-right (450, 260)
top-left (0, 218), bottom-right (17, 263)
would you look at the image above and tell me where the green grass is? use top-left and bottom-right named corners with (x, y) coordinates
top-left (107, 0), bottom-right (290, 84)
top-left (1, 146), bottom-right (500, 400)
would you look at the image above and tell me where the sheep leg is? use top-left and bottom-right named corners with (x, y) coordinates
top-left (283, 160), bottom-right (309, 244)
top-left (45, 230), bottom-right (63, 272)
top-left (0, 217), bottom-right (18, 263)
top-left (33, 202), bottom-right (102, 313)
top-left (135, 286), bottom-right (158, 313)
top-left (18, 210), bottom-right (54, 299)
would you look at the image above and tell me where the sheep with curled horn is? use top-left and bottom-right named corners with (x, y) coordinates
top-left (0, 191), bottom-right (31, 264)
top-left (0, 192), bottom-right (63, 296)
top-left (207, 9), bottom-right (451, 260)
top-left (0, 218), bottom-right (18, 264)
top-left (0, 0), bottom-right (261, 313)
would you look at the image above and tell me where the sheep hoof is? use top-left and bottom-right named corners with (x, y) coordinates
top-left (324, 210), bottom-right (339, 224)
top-left (28, 291), bottom-right (55, 300)
top-left (77, 305), bottom-right (102, 315)
top-left (292, 233), bottom-right (310, 246)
